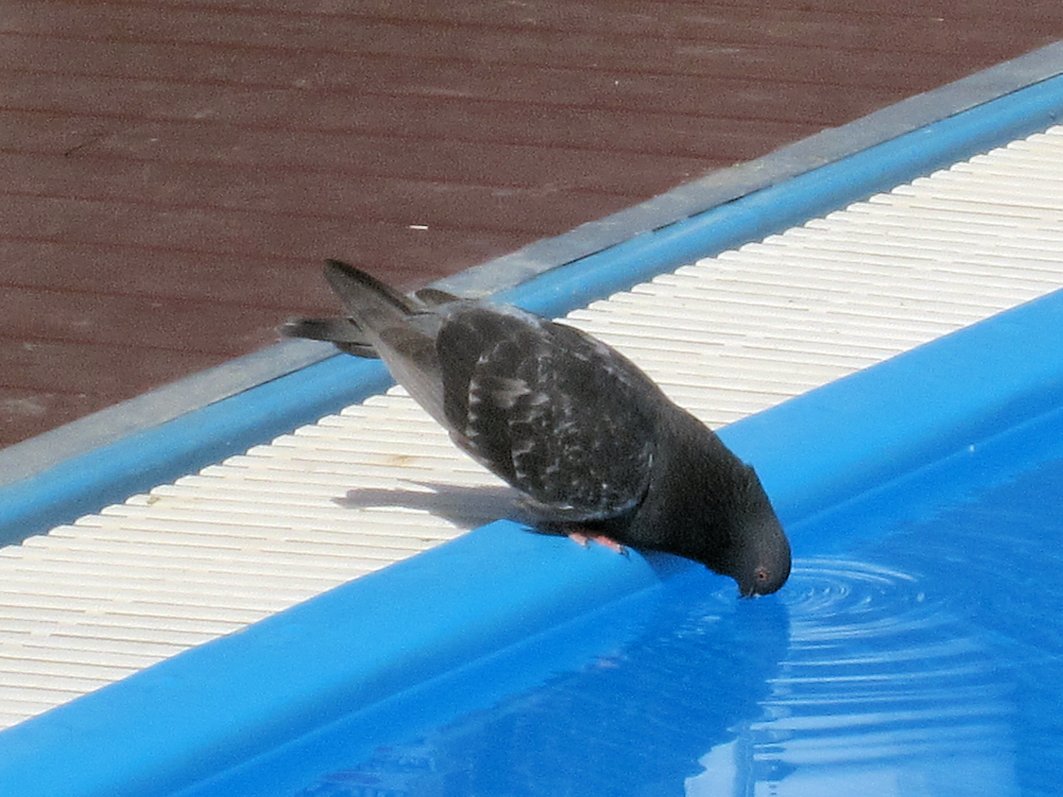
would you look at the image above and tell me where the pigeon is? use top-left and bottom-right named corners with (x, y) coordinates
top-left (282, 260), bottom-right (791, 596)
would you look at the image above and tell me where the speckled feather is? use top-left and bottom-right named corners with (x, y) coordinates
top-left (437, 306), bottom-right (656, 521)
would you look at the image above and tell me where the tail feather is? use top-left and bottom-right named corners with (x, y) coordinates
top-left (412, 287), bottom-right (460, 306)
top-left (281, 317), bottom-right (362, 343)
top-left (316, 260), bottom-right (448, 425)
top-left (280, 317), bottom-right (379, 358)
top-left (282, 265), bottom-right (461, 360)
top-left (323, 259), bottom-right (417, 330)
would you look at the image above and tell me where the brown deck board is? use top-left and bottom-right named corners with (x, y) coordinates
top-left (1, 338), bottom-right (229, 395)
top-left (3, 111), bottom-right (720, 194)
top-left (0, 191), bottom-right (521, 267)
top-left (0, 33), bottom-right (998, 96)
top-left (1, 152), bottom-right (640, 238)
top-left (2, 74), bottom-right (838, 156)
top-left (0, 241), bottom-right (328, 309)
top-left (2, 0), bottom-right (1062, 449)
top-left (6, 2), bottom-right (1056, 61)
top-left (0, 388), bottom-right (106, 444)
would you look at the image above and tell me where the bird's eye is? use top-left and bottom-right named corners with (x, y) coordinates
top-left (755, 566), bottom-right (769, 582)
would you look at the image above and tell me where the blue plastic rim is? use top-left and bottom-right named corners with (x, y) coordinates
top-left (1, 71), bottom-right (1063, 544)
top-left (2, 67), bottom-right (1063, 797)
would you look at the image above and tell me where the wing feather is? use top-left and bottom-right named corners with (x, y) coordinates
top-left (438, 306), bottom-right (658, 522)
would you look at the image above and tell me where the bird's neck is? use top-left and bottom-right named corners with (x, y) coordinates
top-left (628, 412), bottom-right (745, 568)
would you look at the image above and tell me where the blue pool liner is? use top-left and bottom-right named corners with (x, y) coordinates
top-left (1, 73), bottom-right (1062, 544)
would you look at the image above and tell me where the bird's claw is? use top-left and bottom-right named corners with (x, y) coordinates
top-left (567, 531), bottom-right (628, 556)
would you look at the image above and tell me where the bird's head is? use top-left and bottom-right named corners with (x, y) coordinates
top-left (712, 464), bottom-right (792, 598)
top-left (730, 510), bottom-right (791, 597)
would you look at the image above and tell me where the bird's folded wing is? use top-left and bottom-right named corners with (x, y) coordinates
top-left (438, 307), bottom-right (657, 522)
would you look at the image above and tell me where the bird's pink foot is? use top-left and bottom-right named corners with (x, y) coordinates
top-left (567, 531), bottom-right (628, 555)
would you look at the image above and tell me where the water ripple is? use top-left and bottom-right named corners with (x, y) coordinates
top-left (715, 556), bottom-right (1020, 797)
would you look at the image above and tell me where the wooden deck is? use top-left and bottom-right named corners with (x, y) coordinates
top-left (2, 1), bottom-right (1062, 448)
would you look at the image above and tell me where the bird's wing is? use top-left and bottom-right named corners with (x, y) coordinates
top-left (437, 306), bottom-right (658, 522)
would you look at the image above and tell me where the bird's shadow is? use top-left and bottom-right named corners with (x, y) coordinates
top-left (333, 481), bottom-right (539, 531)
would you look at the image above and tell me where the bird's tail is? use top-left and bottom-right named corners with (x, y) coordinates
top-left (281, 261), bottom-right (461, 426)
top-left (280, 316), bottom-right (380, 358)
top-left (322, 259), bottom-right (418, 332)
top-left (302, 260), bottom-right (453, 425)
top-left (280, 261), bottom-right (462, 357)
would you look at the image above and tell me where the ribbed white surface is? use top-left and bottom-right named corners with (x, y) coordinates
top-left (3, 126), bottom-right (1063, 729)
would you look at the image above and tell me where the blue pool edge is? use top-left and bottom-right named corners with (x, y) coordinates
top-left (1, 287), bottom-right (1062, 797)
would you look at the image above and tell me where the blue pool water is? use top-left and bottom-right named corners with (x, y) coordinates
top-left (176, 404), bottom-right (1063, 797)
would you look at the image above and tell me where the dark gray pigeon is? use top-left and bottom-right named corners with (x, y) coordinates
top-left (283, 260), bottom-right (791, 596)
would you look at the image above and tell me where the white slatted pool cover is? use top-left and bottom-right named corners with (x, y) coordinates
top-left (2, 125), bottom-right (1063, 730)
